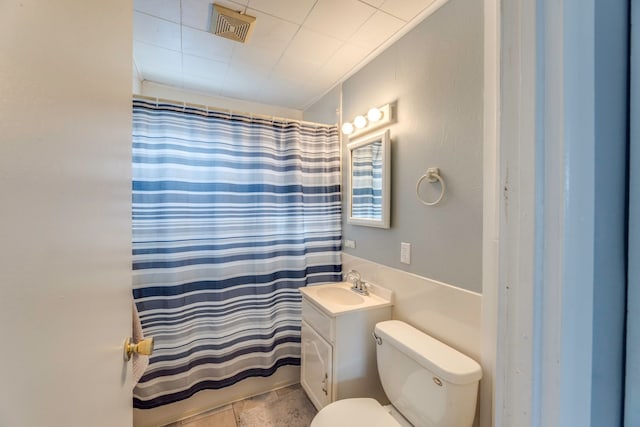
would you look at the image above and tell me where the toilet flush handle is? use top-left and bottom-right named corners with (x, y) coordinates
top-left (372, 331), bottom-right (382, 345)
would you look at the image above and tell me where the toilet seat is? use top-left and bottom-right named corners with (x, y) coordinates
top-left (310, 398), bottom-right (401, 427)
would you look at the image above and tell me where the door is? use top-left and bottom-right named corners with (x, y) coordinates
top-left (0, 1), bottom-right (134, 426)
top-left (301, 321), bottom-right (333, 410)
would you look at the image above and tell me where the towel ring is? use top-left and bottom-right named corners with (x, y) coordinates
top-left (416, 167), bottom-right (446, 206)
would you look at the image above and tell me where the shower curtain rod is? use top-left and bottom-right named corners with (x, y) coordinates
top-left (133, 94), bottom-right (336, 128)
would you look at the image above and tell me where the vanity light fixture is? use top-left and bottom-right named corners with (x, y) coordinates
top-left (341, 102), bottom-right (396, 139)
top-left (342, 122), bottom-right (355, 135)
top-left (353, 115), bottom-right (368, 129)
top-left (367, 107), bottom-right (383, 122)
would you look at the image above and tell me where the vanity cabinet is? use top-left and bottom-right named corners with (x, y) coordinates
top-left (301, 319), bottom-right (333, 408)
top-left (299, 288), bottom-right (392, 411)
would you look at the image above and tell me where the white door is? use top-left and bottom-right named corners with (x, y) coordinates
top-left (0, 1), bottom-right (134, 426)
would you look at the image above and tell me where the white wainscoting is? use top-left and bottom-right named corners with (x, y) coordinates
top-left (342, 253), bottom-right (482, 363)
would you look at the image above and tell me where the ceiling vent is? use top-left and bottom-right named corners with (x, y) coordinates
top-left (210, 4), bottom-right (256, 44)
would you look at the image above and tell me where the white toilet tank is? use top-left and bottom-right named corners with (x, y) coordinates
top-left (374, 320), bottom-right (482, 427)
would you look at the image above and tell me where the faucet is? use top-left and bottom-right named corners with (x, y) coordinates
top-left (345, 269), bottom-right (369, 296)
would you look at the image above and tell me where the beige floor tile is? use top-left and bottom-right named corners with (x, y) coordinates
top-left (183, 404), bottom-right (234, 423)
top-left (236, 386), bottom-right (316, 427)
top-left (275, 383), bottom-right (303, 398)
top-left (232, 390), bottom-right (279, 417)
top-left (161, 384), bottom-right (315, 427)
top-left (182, 406), bottom-right (237, 427)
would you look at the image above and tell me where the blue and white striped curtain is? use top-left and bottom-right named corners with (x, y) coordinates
top-left (351, 141), bottom-right (383, 219)
top-left (131, 99), bottom-right (342, 409)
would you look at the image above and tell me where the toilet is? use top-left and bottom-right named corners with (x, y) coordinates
top-left (310, 320), bottom-right (482, 427)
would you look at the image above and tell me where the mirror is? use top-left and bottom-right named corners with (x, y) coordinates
top-left (347, 129), bottom-right (391, 228)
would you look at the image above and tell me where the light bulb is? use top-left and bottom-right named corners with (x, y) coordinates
top-left (341, 122), bottom-right (354, 135)
top-left (367, 107), bottom-right (383, 122)
top-left (353, 115), bottom-right (367, 129)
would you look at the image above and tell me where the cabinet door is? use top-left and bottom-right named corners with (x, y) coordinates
top-left (301, 320), bottom-right (333, 410)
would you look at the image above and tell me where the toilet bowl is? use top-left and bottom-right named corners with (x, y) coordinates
top-left (310, 320), bottom-right (482, 427)
top-left (311, 398), bottom-right (413, 427)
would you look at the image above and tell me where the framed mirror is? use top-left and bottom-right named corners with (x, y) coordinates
top-left (347, 129), bottom-right (391, 228)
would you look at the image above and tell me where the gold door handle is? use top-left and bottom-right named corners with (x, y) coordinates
top-left (123, 337), bottom-right (154, 361)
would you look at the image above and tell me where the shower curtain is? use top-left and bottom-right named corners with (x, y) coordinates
top-left (131, 99), bottom-right (342, 409)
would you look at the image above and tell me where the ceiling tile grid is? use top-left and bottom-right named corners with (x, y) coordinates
top-left (133, 0), bottom-right (445, 110)
top-left (134, 0), bottom-right (181, 23)
top-left (303, 0), bottom-right (377, 41)
top-left (246, 0), bottom-right (316, 25)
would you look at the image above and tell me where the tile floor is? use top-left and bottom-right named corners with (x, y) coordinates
top-left (163, 384), bottom-right (317, 427)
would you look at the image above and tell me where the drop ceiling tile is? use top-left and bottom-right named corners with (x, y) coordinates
top-left (182, 26), bottom-right (235, 62)
top-left (349, 10), bottom-right (405, 49)
top-left (321, 42), bottom-right (370, 77)
top-left (244, 8), bottom-right (299, 52)
top-left (305, 80), bottom-right (337, 103)
top-left (230, 45), bottom-right (282, 70)
top-left (272, 57), bottom-right (321, 84)
top-left (226, 51), bottom-right (273, 85)
top-left (299, 70), bottom-right (351, 106)
top-left (182, 54), bottom-right (229, 80)
top-left (223, 66), bottom-right (268, 87)
top-left (143, 70), bottom-right (185, 89)
top-left (380, 0), bottom-right (438, 22)
top-left (134, 41), bottom-right (182, 84)
top-left (134, 0), bottom-right (181, 23)
top-left (133, 11), bottom-right (182, 51)
top-left (181, 0), bottom-right (248, 31)
top-left (181, 0), bottom-right (210, 30)
top-left (360, 0), bottom-right (385, 7)
top-left (310, 79), bottom-right (341, 104)
top-left (247, 0), bottom-right (316, 24)
top-left (134, 41), bottom-right (182, 74)
top-left (227, 8), bottom-right (300, 70)
top-left (220, 71), bottom-right (268, 100)
top-left (256, 79), bottom-right (315, 109)
top-left (259, 75), bottom-right (300, 96)
top-left (281, 27), bottom-right (342, 67)
top-left (304, 0), bottom-right (376, 41)
top-left (182, 75), bottom-right (225, 96)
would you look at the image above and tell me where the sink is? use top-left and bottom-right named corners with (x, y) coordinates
top-left (299, 282), bottom-right (392, 316)
top-left (316, 287), bottom-right (365, 306)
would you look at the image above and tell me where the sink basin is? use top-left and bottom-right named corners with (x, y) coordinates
top-left (299, 282), bottom-right (392, 316)
top-left (316, 287), bottom-right (365, 306)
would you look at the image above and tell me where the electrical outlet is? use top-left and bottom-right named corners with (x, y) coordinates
top-left (400, 242), bottom-right (411, 264)
top-left (344, 239), bottom-right (356, 249)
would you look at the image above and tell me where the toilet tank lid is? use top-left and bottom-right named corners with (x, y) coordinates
top-left (375, 320), bottom-right (482, 385)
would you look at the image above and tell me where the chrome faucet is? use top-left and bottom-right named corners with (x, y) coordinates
top-left (345, 269), bottom-right (369, 296)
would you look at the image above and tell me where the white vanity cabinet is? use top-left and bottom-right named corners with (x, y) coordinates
top-left (299, 283), bottom-right (392, 411)
top-left (301, 318), bottom-right (333, 408)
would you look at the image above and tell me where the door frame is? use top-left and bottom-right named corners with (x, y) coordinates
top-left (626, 0), bottom-right (640, 423)
top-left (484, 0), bottom-right (630, 425)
